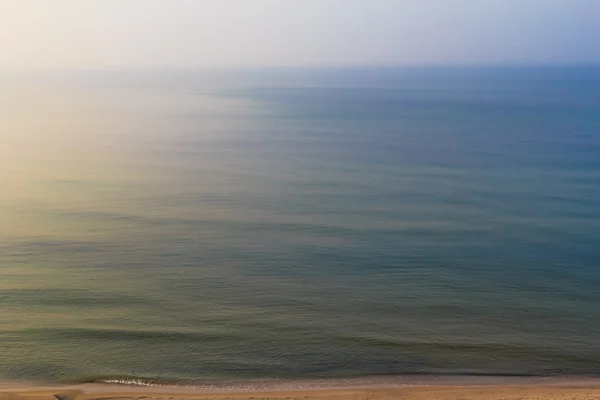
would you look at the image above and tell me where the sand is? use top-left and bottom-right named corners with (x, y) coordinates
top-left (3, 379), bottom-right (600, 400)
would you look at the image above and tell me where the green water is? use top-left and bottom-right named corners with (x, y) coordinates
top-left (1, 67), bottom-right (600, 384)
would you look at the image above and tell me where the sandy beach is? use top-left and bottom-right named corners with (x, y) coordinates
top-left (3, 378), bottom-right (600, 400)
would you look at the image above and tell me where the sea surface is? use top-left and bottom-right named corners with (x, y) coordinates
top-left (1, 67), bottom-right (600, 385)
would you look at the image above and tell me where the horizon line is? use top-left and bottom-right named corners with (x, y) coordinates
top-left (2, 62), bottom-right (600, 74)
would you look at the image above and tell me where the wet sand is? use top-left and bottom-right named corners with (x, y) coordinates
top-left (2, 377), bottom-right (600, 400)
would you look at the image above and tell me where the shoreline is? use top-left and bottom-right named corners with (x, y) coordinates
top-left (3, 383), bottom-right (600, 400)
top-left (3, 374), bottom-right (600, 393)
top-left (3, 375), bottom-right (600, 400)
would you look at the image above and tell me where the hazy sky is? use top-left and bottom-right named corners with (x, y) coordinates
top-left (2, 0), bottom-right (599, 69)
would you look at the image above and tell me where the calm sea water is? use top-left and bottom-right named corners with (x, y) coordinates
top-left (1, 67), bottom-right (600, 384)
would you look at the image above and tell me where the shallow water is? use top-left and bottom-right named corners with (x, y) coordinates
top-left (1, 67), bottom-right (600, 384)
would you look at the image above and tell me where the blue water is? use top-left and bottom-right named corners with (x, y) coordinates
top-left (1, 67), bottom-right (600, 384)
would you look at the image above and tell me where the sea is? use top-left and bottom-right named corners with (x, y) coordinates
top-left (1, 66), bottom-right (599, 386)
